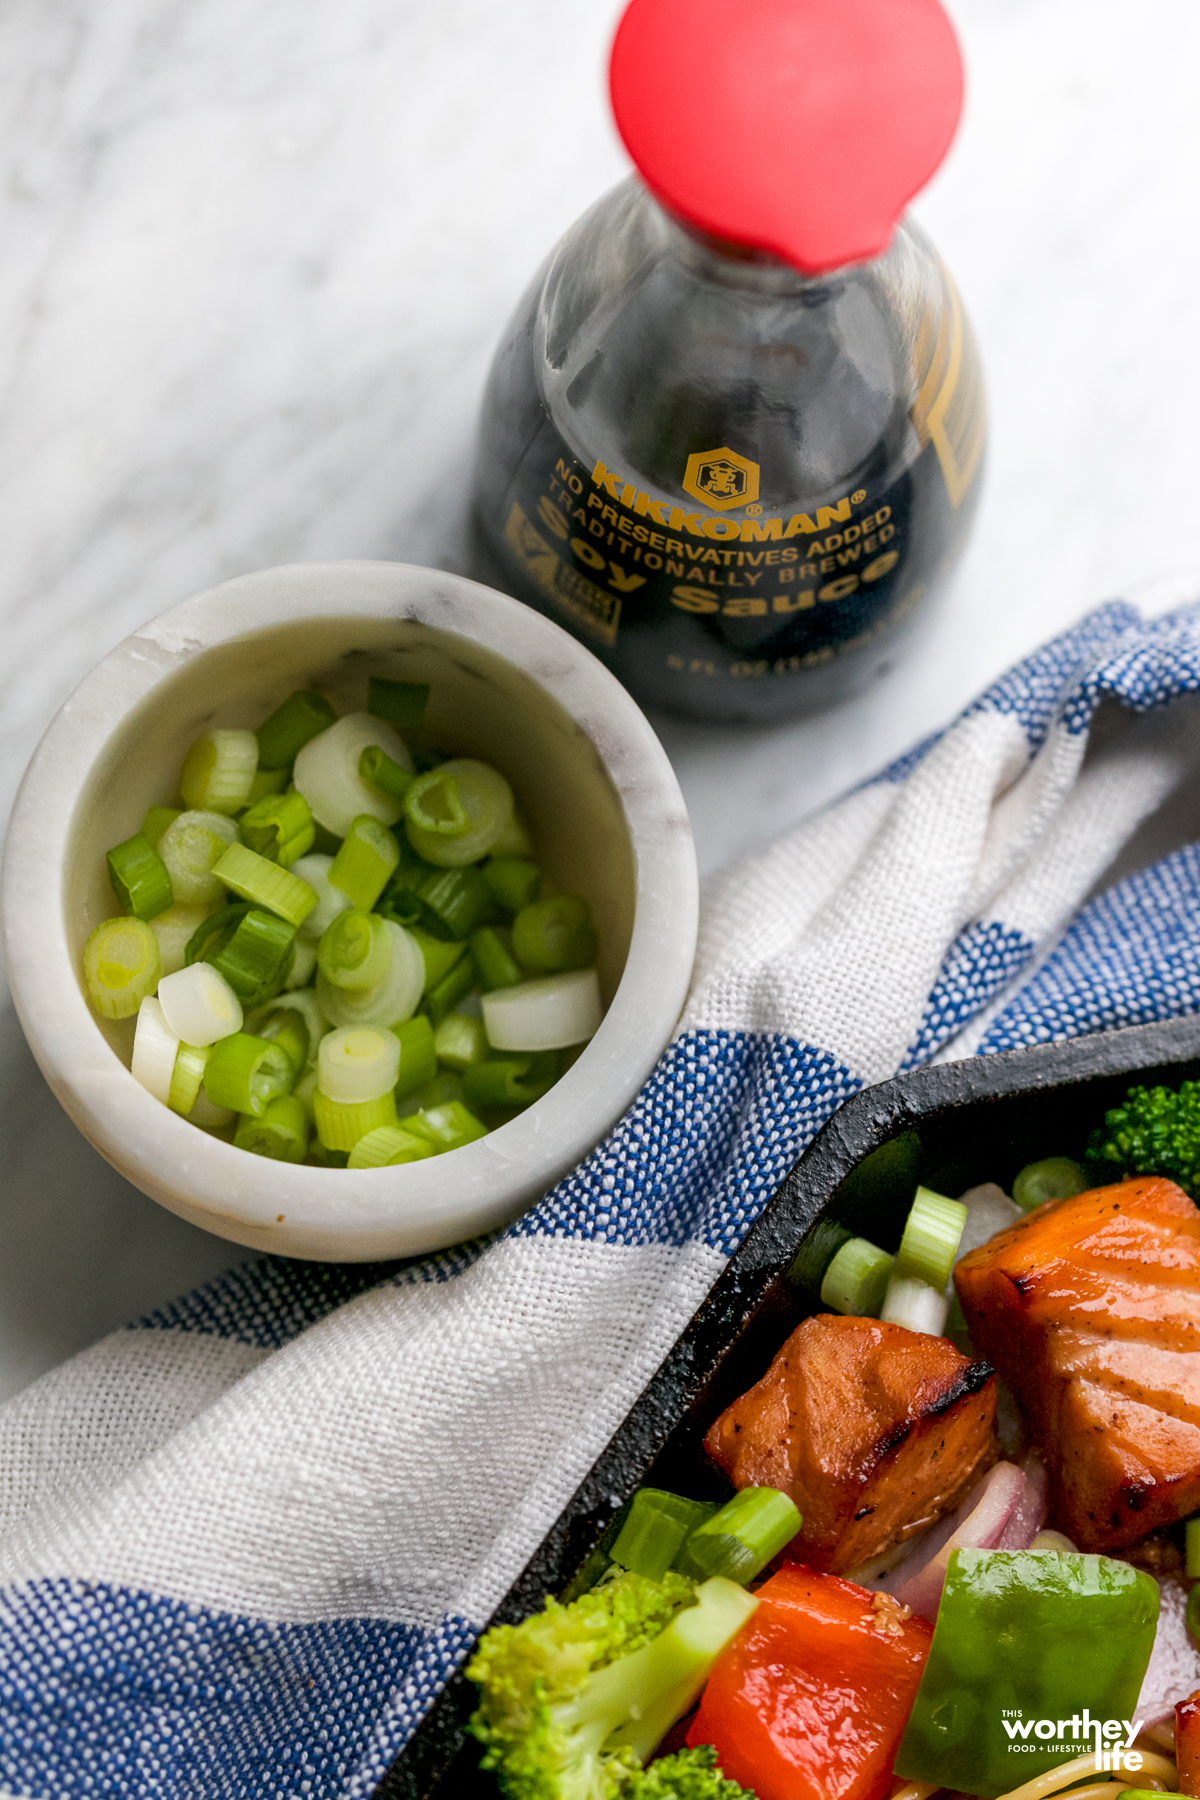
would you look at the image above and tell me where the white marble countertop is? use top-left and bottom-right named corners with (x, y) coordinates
top-left (2, 0), bottom-right (1199, 1402)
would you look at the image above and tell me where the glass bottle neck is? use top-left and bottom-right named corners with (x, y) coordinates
top-left (646, 182), bottom-right (869, 298)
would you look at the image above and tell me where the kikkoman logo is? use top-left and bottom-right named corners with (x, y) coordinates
top-left (1001, 1712), bottom-right (1147, 1774)
top-left (682, 446), bottom-right (760, 512)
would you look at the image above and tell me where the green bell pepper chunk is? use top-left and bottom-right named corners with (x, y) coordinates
top-left (894, 1550), bottom-right (1159, 1799)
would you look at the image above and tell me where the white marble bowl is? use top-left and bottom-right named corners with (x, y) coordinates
top-left (1, 562), bottom-right (698, 1260)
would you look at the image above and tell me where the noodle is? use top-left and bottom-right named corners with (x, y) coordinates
top-left (1036, 1784), bottom-right (1142, 1800)
top-left (888, 1783), bottom-right (941, 1800)
top-left (994, 1750), bottom-right (1178, 1800)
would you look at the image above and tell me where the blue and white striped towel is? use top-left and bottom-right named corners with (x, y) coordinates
top-left (5, 598), bottom-right (1200, 1796)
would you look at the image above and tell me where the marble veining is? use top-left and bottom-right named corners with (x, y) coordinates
top-left (2, 0), bottom-right (1200, 1394)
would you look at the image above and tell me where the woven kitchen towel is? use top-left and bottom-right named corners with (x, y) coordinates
top-left (5, 599), bottom-right (1200, 1797)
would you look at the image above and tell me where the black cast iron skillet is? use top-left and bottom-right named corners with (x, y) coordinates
top-left (376, 1013), bottom-right (1200, 1797)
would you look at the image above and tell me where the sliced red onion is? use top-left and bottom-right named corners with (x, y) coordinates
top-left (994, 1455), bottom-right (1047, 1551)
top-left (895, 1461), bottom-right (1028, 1620)
top-left (1137, 1580), bottom-right (1200, 1723)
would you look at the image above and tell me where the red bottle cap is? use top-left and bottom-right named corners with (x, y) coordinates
top-left (609, 0), bottom-right (963, 276)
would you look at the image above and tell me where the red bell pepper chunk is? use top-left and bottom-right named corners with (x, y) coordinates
top-left (1177, 1691), bottom-right (1200, 1797)
top-left (687, 1565), bottom-right (933, 1800)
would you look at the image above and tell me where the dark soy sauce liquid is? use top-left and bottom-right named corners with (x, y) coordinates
top-left (472, 180), bottom-right (985, 725)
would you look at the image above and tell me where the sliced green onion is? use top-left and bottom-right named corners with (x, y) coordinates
top-left (289, 853), bottom-right (351, 940)
top-left (1189, 1585), bottom-right (1200, 1649)
top-left (405, 1070), bottom-right (464, 1111)
top-left (1012, 1157), bottom-right (1089, 1212)
top-left (328, 814), bottom-right (399, 912)
top-left (213, 842), bottom-right (317, 928)
top-left (404, 758), bottom-right (514, 867)
top-left (168, 1041), bottom-right (210, 1116)
top-left (180, 728), bottom-right (258, 815)
top-left (204, 1032), bottom-right (294, 1116)
top-left (482, 969), bottom-right (602, 1052)
top-left (487, 804), bottom-right (535, 860)
top-left (292, 1065), bottom-right (318, 1119)
top-left (512, 895), bottom-right (598, 975)
top-left (131, 996), bottom-right (181, 1104)
top-left (292, 712), bottom-right (411, 836)
top-left (895, 1187), bottom-right (968, 1291)
top-left (392, 1014), bottom-right (439, 1097)
top-left (317, 909), bottom-right (391, 991)
top-left (141, 805), bottom-right (182, 850)
top-left (611, 1489), bottom-right (718, 1581)
top-left (433, 1013), bottom-right (489, 1071)
top-left (313, 1086), bottom-right (396, 1151)
top-left (252, 1006), bottom-right (310, 1075)
top-left (83, 918), bottom-right (162, 1020)
top-left (367, 676), bottom-right (429, 734)
top-left (880, 1273), bottom-right (950, 1337)
top-left (157, 960), bottom-right (243, 1045)
top-left (238, 789), bottom-right (315, 866)
top-left (787, 1218), bottom-right (853, 1297)
top-left (405, 769), bottom-right (471, 839)
top-left (676, 1488), bottom-right (802, 1586)
top-left (158, 810), bottom-right (239, 907)
top-left (408, 927), bottom-right (467, 994)
top-left (285, 934), bottom-right (317, 989)
top-left (234, 1095), bottom-right (309, 1163)
top-left (244, 766), bottom-right (289, 806)
top-left (413, 864), bottom-right (493, 940)
top-left (379, 831), bottom-right (434, 905)
top-left (1027, 1530), bottom-right (1077, 1554)
top-left (347, 1123), bottom-right (435, 1168)
top-left (248, 987), bottom-right (327, 1065)
top-left (1186, 1517), bottom-right (1200, 1579)
top-left (483, 858), bottom-right (542, 915)
top-left (462, 1051), bottom-right (560, 1108)
top-left (208, 910), bottom-right (296, 1005)
top-left (316, 920), bottom-right (424, 1030)
top-left (307, 1141), bottom-right (348, 1167)
top-left (255, 690), bottom-right (337, 769)
top-left (107, 830), bottom-right (173, 920)
top-left (358, 746), bottom-right (415, 803)
top-left (183, 901), bottom-right (250, 966)
top-left (150, 902), bottom-right (218, 979)
top-left (558, 1508), bottom-right (636, 1606)
top-left (318, 1026), bottom-right (401, 1104)
top-left (189, 1087), bottom-right (236, 1131)
top-left (400, 1099), bottom-right (487, 1153)
top-left (820, 1237), bottom-right (895, 1316)
top-left (424, 950), bottom-right (479, 1027)
top-left (470, 926), bottom-right (523, 991)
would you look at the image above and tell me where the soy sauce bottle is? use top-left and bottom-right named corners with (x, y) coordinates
top-left (472, 0), bottom-right (986, 725)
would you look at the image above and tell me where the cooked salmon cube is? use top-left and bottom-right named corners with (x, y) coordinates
top-left (1178, 1690), bottom-right (1200, 1797)
top-left (703, 1313), bottom-right (998, 1574)
top-left (954, 1175), bottom-right (1200, 1550)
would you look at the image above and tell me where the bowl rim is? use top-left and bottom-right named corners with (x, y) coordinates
top-left (0, 560), bottom-right (699, 1260)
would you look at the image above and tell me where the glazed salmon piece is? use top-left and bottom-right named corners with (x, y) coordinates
top-left (1177, 1690), bottom-right (1200, 1797)
top-left (954, 1175), bottom-right (1200, 1550)
top-left (704, 1314), bottom-right (997, 1574)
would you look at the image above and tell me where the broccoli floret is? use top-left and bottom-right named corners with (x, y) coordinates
top-left (466, 1567), bottom-right (758, 1800)
top-left (1087, 1080), bottom-right (1200, 1198)
top-left (625, 1746), bottom-right (757, 1798)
